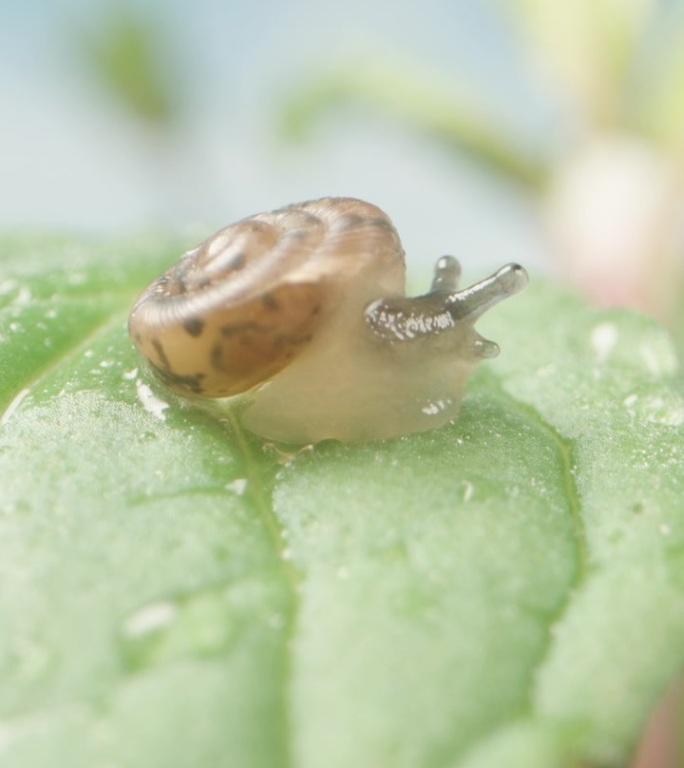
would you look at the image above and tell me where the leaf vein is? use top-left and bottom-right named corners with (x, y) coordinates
top-left (0, 307), bottom-right (129, 424)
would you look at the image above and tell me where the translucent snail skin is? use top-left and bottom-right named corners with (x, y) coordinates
top-left (129, 197), bottom-right (528, 443)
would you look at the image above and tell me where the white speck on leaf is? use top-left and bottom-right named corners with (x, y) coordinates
top-left (123, 601), bottom-right (177, 638)
top-left (13, 286), bottom-right (32, 306)
top-left (591, 323), bottom-right (618, 363)
top-left (624, 394), bottom-right (638, 409)
top-left (462, 481), bottom-right (475, 502)
top-left (135, 380), bottom-right (169, 421)
top-left (641, 395), bottom-right (684, 426)
top-left (225, 478), bottom-right (248, 496)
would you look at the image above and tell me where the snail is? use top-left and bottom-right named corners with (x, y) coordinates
top-left (129, 197), bottom-right (528, 443)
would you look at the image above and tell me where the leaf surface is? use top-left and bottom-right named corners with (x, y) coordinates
top-left (0, 236), bottom-right (682, 768)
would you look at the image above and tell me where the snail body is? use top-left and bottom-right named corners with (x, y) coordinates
top-left (129, 197), bottom-right (528, 442)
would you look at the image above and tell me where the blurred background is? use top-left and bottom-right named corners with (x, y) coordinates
top-left (4, 0), bottom-right (684, 345)
top-left (1, 1), bottom-right (683, 765)
top-left (0, 0), bottom-right (547, 274)
top-left (2, 0), bottom-right (684, 342)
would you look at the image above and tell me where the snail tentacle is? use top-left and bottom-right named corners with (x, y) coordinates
top-left (364, 261), bottom-right (528, 349)
top-left (430, 255), bottom-right (462, 293)
top-left (445, 263), bottom-right (528, 321)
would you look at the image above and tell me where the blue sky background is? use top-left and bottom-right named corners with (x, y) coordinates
top-left (0, 0), bottom-right (567, 274)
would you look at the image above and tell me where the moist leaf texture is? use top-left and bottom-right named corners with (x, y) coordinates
top-left (0, 235), bottom-right (682, 768)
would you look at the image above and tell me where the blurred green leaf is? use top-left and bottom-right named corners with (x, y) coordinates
top-left (1, 235), bottom-right (684, 767)
top-left (72, 6), bottom-right (179, 127)
top-left (280, 59), bottom-right (550, 190)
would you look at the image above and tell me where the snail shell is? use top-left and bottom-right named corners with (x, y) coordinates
top-left (129, 197), bottom-right (528, 443)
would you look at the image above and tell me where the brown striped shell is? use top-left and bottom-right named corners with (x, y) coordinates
top-left (129, 197), bottom-right (528, 443)
top-left (129, 198), bottom-right (405, 398)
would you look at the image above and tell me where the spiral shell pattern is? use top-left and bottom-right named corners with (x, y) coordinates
top-left (128, 198), bottom-right (405, 397)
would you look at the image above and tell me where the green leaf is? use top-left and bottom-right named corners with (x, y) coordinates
top-left (1, 235), bottom-right (683, 768)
